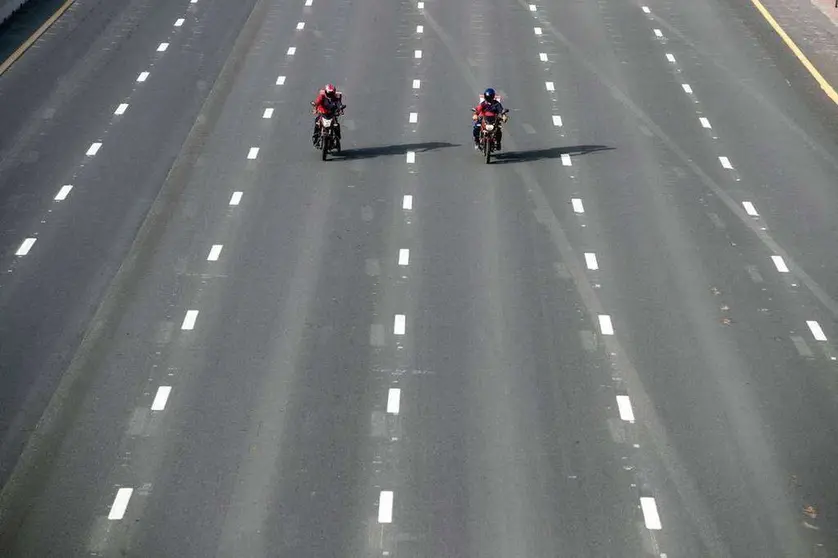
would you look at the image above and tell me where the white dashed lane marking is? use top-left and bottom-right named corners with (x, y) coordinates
top-left (412, 79), bottom-right (421, 89)
top-left (545, 81), bottom-right (555, 91)
top-left (151, 386), bottom-right (172, 411)
top-left (276, 75), bottom-right (286, 85)
top-left (296, 21), bottom-right (305, 30)
top-left (682, 84), bottom-right (693, 94)
top-left (137, 71), bottom-right (149, 82)
top-left (539, 53), bottom-right (548, 62)
top-left (616, 395), bottom-right (635, 422)
top-left (418, 1), bottom-right (424, 8)
top-left (15, 238), bottom-right (36, 256)
top-left (208, 244), bottom-right (223, 261)
top-left (771, 255), bottom-right (789, 273)
top-left (414, 50), bottom-right (422, 58)
top-left (642, 5), bottom-right (650, 13)
top-left (86, 142), bottom-right (102, 156)
top-left (598, 314), bottom-right (614, 335)
top-left (584, 252), bottom-right (598, 270)
top-left (403, 195), bottom-right (413, 210)
top-left (529, 4), bottom-right (536, 11)
top-left (561, 153), bottom-right (572, 166)
top-left (640, 497), bottom-right (662, 530)
top-left (387, 388), bottom-right (401, 414)
top-left (552, 115), bottom-right (562, 127)
top-left (247, 147), bottom-right (260, 160)
top-left (654, 29), bottom-right (663, 37)
top-left (699, 117), bottom-right (711, 129)
top-left (230, 191), bottom-right (243, 206)
top-left (263, 108), bottom-right (274, 119)
top-left (174, 18), bottom-right (185, 27)
top-left (807, 320), bottom-right (827, 341)
top-left (719, 156), bottom-right (733, 169)
top-left (416, 25), bottom-right (423, 33)
top-left (114, 103), bottom-right (129, 115)
top-left (666, 53), bottom-right (676, 63)
top-left (108, 488), bottom-right (134, 520)
top-left (742, 201), bottom-right (759, 216)
top-left (55, 185), bottom-right (73, 201)
top-left (181, 310), bottom-right (199, 330)
top-left (157, 42), bottom-right (169, 52)
top-left (305, 0), bottom-right (313, 5)
top-left (534, 27), bottom-right (542, 35)
top-left (378, 491), bottom-right (394, 523)
top-left (394, 314), bottom-right (406, 335)
top-left (287, 47), bottom-right (296, 55)
top-left (398, 249), bottom-right (410, 266)
top-left (406, 151), bottom-right (415, 163)
top-left (571, 198), bottom-right (584, 213)
top-left (409, 112), bottom-right (418, 123)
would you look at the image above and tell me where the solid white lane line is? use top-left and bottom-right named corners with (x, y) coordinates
top-left (584, 252), bottom-right (598, 270)
top-left (598, 314), bottom-right (614, 335)
top-left (653, 29), bottom-right (663, 37)
top-left (682, 84), bottom-right (693, 93)
top-left (571, 198), bottom-right (584, 213)
top-left (539, 52), bottom-right (548, 62)
top-left (807, 320), bottom-right (827, 341)
top-left (86, 142), bottom-right (102, 156)
top-left (55, 185), bottom-right (73, 201)
top-left (137, 71), bottom-right (149, 82)
top-left (412, 79), bottom-right (421, 89)
top-left (771, 255), bottom-right (789, 273)
top-left (552, 115), bottom-right (563, 127)
top-left (151, 386), bottom-right (172, 411)
top-left (263, 108), bottom-right (274, 119)
top-left (108, 488), bottom-right (134, 520)
top-left (394, 314), bottom-right (406, 335)
top-left (640, 497), bottom-right (662, 530)
top-left (409, 112), bottom-right (418, 123)
top-left (545, 81), bottom-right (555, 91)
top-left (642, 6), bottom-right (650, 13)
top-left (666, 53), bottom-right (676, 63)
top-left (247, 147), bottom-right (260, 160)
top-left (276, 75), bottom-right (286, 85)
top-left (742, 201), bottom-right (759, 216)
top-left (414, 49), bottom-right (422, 58)
top-left (416, 24), bottom-right (423, 33)
top-left (403, 195), bottom-right (413, 210)
top-left (561, 153), bottom-right (572, 166)
top-left (287, 47), bottom-right (296, 55)
top-left (208, 244), bottom-right (223, 261)
top-left (181, 310), bottom-right (199, 330)
top-left (114, 103), bottom-right (129, 115)
top-left (406, 151), bottom-right (415, 163)
top-left (699, 117), bottom-right (711, 128)
top-left (387, 388), bottom-right (401, 414)
top-left (230, 191), bottom-right (243, 206)
top-left (719, 156), bottom-right (733, 169)
top-left (616, 395), bottom-right (635, 422)
top-left (157, 42), bottom-right (169, 52)
top-left (15, 238), bottom-right (36, 256)
top-left (296, 21), bottom-right (305, 30)
top-left (174, 18), bottom-right (185, 27)
top-left (378, 491), bottom-right (394, 523)
top-left (534, 27), bottom-right (542, 35)
top-left (398, 249), bottom-right (410, 265)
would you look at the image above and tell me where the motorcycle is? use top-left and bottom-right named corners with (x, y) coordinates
top-left (312, 102), bottom-right (346, 161)
top-left (474, 108), bottom-right (509, 164)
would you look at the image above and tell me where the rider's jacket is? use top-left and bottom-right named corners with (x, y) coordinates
top-left (473, 99), bottom-right (504, 118)
top-left (313, 90), bottom-right (343, 115)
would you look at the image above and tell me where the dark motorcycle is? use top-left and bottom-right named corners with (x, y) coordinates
top-left (474, 108), bottom-right (509, 164)
top-left (312, 103), bottom-right (346, 161)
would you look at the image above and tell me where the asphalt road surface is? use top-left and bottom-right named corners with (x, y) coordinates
top-left (1, 0), bottom-right (838, 556)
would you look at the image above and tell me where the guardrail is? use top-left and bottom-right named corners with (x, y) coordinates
top-left (1, 0), bottom-right (30, 26)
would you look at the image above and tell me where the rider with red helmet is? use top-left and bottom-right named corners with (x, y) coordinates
top-left (312, 83), bottom-right (344, 145)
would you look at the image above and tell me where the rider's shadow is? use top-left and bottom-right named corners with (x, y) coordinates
top-left (491, 144), bottom-right (614, 163)
top-left (337, 142), bottom-right (460, 160)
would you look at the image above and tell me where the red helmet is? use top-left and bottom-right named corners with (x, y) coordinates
top-left (324, 83), bottom-right (337, 98)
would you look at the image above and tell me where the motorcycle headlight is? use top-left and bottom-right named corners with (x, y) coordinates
top-left (322, 118), bottom-right (333, 128)
top-left (484, 124), bottom-right (495, 131)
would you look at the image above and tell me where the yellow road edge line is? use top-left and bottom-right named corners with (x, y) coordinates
top-left (0, 0), bottom-right (76, 77)
top-left (749, 0), bottom-right (838, 106)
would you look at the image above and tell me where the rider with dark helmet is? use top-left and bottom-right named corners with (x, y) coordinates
top-left (472, 87), bottom-right (506, 150)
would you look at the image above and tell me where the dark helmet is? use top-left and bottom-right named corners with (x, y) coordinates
top-left (324, 83), bottom-right (337, 99)
top-left (483, 88), bottom-right (496, 102)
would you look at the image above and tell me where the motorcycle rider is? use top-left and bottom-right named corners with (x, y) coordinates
top-left (472, 88), bottom-right (507, 150)
top-left (311, 83), bottom-right (344, 146)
